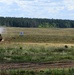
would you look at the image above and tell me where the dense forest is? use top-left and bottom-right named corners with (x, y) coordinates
top-left (0, 17), bottom-right (74, 28)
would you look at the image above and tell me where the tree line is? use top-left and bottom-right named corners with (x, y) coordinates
top-left (0, 17), bottom-right (74, 28)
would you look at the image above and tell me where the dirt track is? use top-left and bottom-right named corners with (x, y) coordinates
top-left (0, 62), bottom-right (74, 70)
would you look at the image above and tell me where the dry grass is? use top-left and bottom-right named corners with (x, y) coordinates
top-left (3, 27), bottom-right (74, 36)
top-left (1, 27), bottom-right (74, 43)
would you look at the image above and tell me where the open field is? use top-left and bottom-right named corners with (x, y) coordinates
top-left (0, 41), bottom-right (74, 70)
top-left (0, 43), bottom-right (74, 63)
top-left (0, 27), bottom-right (74, 74)
top-left (0, 43), bottom-right (74, 75)
top-left (2, 27), bottom-right (74, 43)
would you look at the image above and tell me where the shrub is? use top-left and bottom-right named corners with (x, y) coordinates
top-left (64, 45), bottom-right (68, 48)
top-left (19, 47), bottom-right (23, 50)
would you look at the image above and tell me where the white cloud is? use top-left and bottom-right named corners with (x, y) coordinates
top-left (14, 0), bottom-right (64, 13)
top-left (0, 0), bottom-right (64, 13)
top-left (0, 0), bottom-right (74, 20)
top-left (0, 0), bottom-right (14, 5)
top-left (63, 0), bottom-right (74, 11)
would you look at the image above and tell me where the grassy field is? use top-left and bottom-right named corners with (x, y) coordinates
top-left (0, 27), bottom-right (74, 75)
top-left (2, 27), bottom-right (74, 43)
top-left (0, 68), bottom-right (74, 75)
top-left (0, 27), bottom-right (74, 63)
top-left (0, 43), bottom-right (74, 63)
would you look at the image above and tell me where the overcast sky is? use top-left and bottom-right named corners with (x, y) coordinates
top-left (0, 0), bottom-right (74, 20)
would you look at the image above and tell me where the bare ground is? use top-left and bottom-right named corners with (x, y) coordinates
top-left (0, 61), bottom-right (74, 70)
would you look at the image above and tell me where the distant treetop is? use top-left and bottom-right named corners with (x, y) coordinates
top-left (0, 17), bottom-right (74, 28)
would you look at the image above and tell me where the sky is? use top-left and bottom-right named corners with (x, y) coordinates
top-left (0, 0), bottom-right (74, 20)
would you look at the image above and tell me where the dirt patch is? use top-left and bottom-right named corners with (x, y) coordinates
top-left (0, 61), bottom-right (74, 70)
